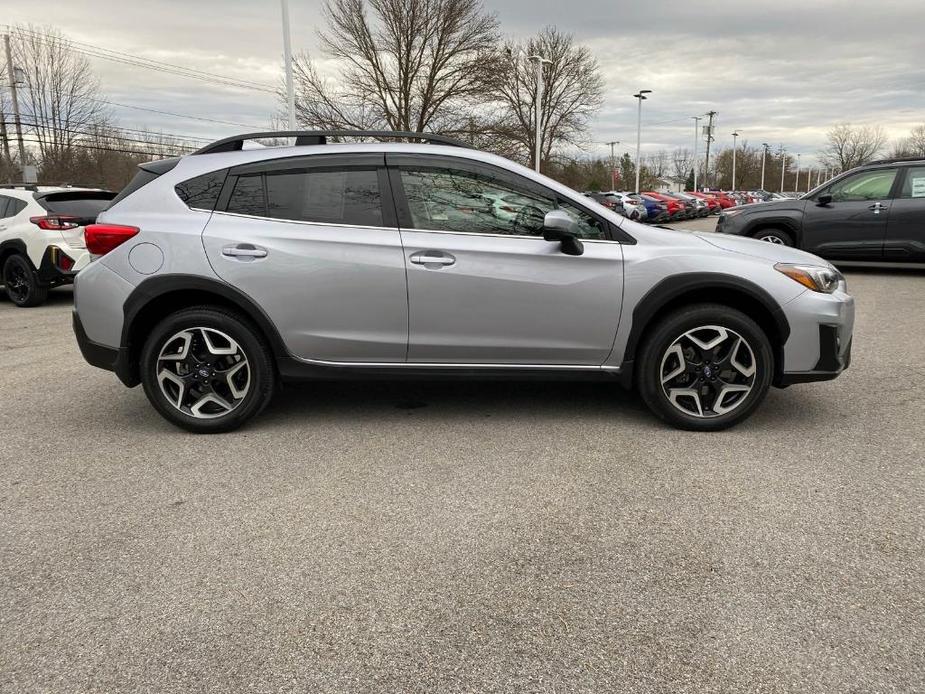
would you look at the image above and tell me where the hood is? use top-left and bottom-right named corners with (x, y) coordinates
top-left (695, 232), bottom-right (831, 266)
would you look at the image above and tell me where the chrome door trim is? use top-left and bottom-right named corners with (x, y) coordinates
top-left (292, 354), bottom-right (622, 371)
top-left (209, 209), bottom-right (399, 232)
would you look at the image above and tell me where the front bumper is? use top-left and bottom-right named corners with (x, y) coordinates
top-left (776, 288), bottom-right (855, 386)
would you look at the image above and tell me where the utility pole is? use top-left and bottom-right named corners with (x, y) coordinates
top-left (606, 140), bottom-right (619, 191)
top-left (760, 143), bottom-right (770, 191)
top-left (779, 145), bottom-right (786, 193)
top-left (691, 115), bottom-right (702, 191)
top-left (703, 110), bottom-right (717, 189)
top-left (3, 33), bottom-right (26, 172)
top-left (731, 131), bottom-right (740, 191)
top-left (280, 0), bottom-right (296, 131)
top-left (633, 90), bottom-right (652, 192)
top-left (529, 55), bottom-right (552, 173)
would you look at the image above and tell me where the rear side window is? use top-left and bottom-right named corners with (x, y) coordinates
top-left (39, 192), bottom-right (116, 222)
top-left (226, 175), bottom-right (267, 216)
top-left (265, 169), bottom-right (382, 227)
top-left (898, 167), bottom-right (925, 199)
top-left (7, 199), bottom-right (26, 217)
top-left (0, 196), bottom-right (9, 218)
top-left (175, 170), bottom-right (228, 211)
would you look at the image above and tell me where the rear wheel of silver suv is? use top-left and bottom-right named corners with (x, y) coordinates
top-left (140, 307), bottom-right (275, 433)
top-left (637, 304), bottom-right (773, 431)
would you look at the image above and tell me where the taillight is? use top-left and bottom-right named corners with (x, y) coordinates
top-left (84, 223), bottom-right (140, 255)
top-left (30, 215), bottom-right (80, 231)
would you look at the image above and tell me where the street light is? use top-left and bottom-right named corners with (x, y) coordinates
top-left (794, 153), bottom-right (801, 192)
top-left (606, 140), bottom-right (620, 190)
top-left (529, 54), bottom-right (552, 172)
top-left (731, 131), bottom-right (740, 191)
top-left (633, 90), bottom-right (652, 193)
top-left (692, 115), bottom-right (703, 192)
top-left (760, 143), bottom-right (770, 191)
top-left (280, 0), bottom-right (296, 130)
top-left (779, 147), bottom-right (786, 193)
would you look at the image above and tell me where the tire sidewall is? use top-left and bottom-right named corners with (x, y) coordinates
top-left (140, 308), bottom-right (275, 433)
top-left (637, 305), bottom-right (774, 431)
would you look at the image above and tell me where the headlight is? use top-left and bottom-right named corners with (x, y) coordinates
top-left (775, 263), bottom-right (844, 293)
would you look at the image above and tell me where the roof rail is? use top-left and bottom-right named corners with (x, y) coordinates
top-left (864, 156), bottom-right (925, 166)
top-left (193, 130), bottom-right (471, 155)
top-left (0, 183), bottom-right (39, 191)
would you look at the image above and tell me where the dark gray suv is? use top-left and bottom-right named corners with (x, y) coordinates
top-left (716, 158), bottom-right (925, 263)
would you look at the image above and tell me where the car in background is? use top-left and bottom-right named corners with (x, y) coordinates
top-left (584, 192), bottom-right (628, 217)
top-left (605, 191), bottom-right (648, 221)
top-left (667, 192), bottom-right (710, 218)
top-left (643, 192), bottom-right (689, 220)
top-left (716, 157), bottom-right (925, 262)
top-left (684, 192), bottom-right (722, 214)
top-left (635, 194), bottom-right (670, 223)
top-left (0, 184), bottom-right (116, 306)
top-left (693, 191), bottom-right (736, 209)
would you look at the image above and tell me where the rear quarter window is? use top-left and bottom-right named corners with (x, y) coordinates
top-left (175, 170), bottom-right (228, 211)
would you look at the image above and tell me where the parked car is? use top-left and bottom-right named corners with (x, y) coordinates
top-left (605, 191), bottom-right (648, 221)
top-left (585, 192), bottom-right (628, 217)
top-left (716, 157), bottom-right (925, 262)
top-left (667, 192), bottom-right (710, 218)
top-left (0, 184), bottom-right (116, 306)
top-left (72, 129), bottom-right (854, 433)
top-left (684, 191), bottom-right (722, 214)
top-left (642, 192), bottom-right (687, 220)
top-left (635, 194), bottom-right (670, 223)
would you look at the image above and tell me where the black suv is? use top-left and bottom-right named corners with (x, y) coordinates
top-left (716, 158), bottom-right (925, 262)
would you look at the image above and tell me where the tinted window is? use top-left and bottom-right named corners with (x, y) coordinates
top-left (7, 198), bottom-right (26, 217)
top-left (0, 196), bottom-right (9, 218)
top-left (264, 169), bottom-right (382, 226)
top-left (399, 167), bottom-right (605, 239)
top-left (109, 169), bottom-right (159, 207)
top-left (175, 170), bottom-right (227, 211)
top-left (226, 175), bottom-right (267, 216)
top-left (40, 192), bottom-right (116, 221)
top-left (826, 169), bottom-right (897, 201)
top-left (897, 167), bottom-right (925, 199)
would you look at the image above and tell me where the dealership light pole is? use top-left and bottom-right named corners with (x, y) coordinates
top-left (633, 90), bottom-right (651, 192)
top-left (528, 55), bottom-right (552, 172)
top-left (731, 131), bottom-right (740, 191)
top-left (779, 146), bottom-right (786, 193)
top-left (692, 115), bottom-right (702, 191)
top-left (760, 143), bottom-right (770, 191)
top-left (606, 140), bottom-right (619, 190)
top-left (794, 153), bottom-right (801, 192)
top-left (280, 0), bottom-right (296, 130)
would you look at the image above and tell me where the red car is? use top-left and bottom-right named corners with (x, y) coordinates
top-left (642, 191), bottom-right (688, 219)
top-left (690, 191), bottom-right (736, 209)
top-left (684, 191), bottom-right (722, 214)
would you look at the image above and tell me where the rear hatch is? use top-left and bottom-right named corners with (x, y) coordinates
top-left (35, 190), bottom-right (116, 248)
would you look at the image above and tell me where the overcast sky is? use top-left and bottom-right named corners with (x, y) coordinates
top-left (5, 0), bottom-right (924, 168)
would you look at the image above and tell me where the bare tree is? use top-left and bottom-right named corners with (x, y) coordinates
top-left (492, 27), bottom-right (603, 166)
top-left (670, 148), bottom-right (693, 184)
top-left (818, 123), bottom-right (886, 171)
top-left (891, 124), bottom-right (925, 158)
top-left (10, 25), bottom-right (109, 168)
top-left (290, 0), bottom-right (502, 134)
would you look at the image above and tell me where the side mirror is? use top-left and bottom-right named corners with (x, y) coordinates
top-left (817, 193), bottom-right (833, 206)
top-left (542, 210), bottom-right (584, 256)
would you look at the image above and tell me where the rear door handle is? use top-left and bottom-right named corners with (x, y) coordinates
top-left (409, 251), bottom-right (456, 267)
top-left (222, 244), bottom-right (267, 259)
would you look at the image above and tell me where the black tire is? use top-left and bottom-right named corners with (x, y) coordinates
top-left (752, 228), bottom-right (793, 246)
top-left (140, 306), bottom-right (275, 433)
top-left (636, 303), bottom-right (774, 431)
top-left (2, 254), bottom-right (49, 307)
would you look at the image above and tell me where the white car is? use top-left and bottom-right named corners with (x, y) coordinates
top-left (605, 191), bottom-right (648, 221)
top-left (0, 184), bottom-right (115, 306)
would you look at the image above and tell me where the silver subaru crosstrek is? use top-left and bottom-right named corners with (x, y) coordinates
top-left (73, 130), bottom-right (854, 433)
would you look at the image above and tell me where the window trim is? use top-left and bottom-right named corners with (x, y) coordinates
top-left (895, 165), bottom-right (925, 201)
top-left (385, 153), bottom-right (635, 244)
top-left (216, 155), bottom-right (397, 229)
top-left (813, 166), bottom-right (902, 202)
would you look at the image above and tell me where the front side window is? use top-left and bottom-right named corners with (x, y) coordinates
top-left (399, 167), bottom-right (605, 239)
top-left (826, 169), bottom-right (897, 201)
top-left (897, 167), bottom-right (925, 199)
top-left (265, 169), bottom-right (382, 227)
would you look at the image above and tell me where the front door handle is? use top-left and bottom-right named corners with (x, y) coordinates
top-left (868, 202), bottom-right (889, 213)
top-left (222, 244), bottom-right (267, 259)
top-left (409, 251), bottom-right (456, 267)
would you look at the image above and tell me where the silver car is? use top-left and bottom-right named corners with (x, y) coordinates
top-left (73, 130), bottom-right (854, 433)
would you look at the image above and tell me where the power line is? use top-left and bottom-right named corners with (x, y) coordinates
top-left (3, 25), bottom-right (278, 94)
top-left (94, 99), bottom-right (262, 129)
top-left (17, 136), bottom-right (186, 158)
top-left (9, 118), bottom-right (203, 150)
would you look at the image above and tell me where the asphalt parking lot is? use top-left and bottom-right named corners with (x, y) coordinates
top-left (1, 263), bottom-right (923, 692)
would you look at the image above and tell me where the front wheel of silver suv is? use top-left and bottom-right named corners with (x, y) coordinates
top-left (140, 307), bottom-right (275, 433)
top-left (637, 304), bottom-right (774, 431)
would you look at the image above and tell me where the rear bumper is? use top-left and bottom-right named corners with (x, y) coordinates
top-left (72, 309), bottom-right (139, 387)
top-left (36, 246), bottom-right (89, 285)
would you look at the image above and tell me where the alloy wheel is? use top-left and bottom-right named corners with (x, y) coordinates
top-left (659, 325), bottom-right (757, 418)
top-left (156, 327), bottom-right (251, 419)
top-left (758, 234), bottom-right (786, 244)
top-left (5, 263), bottom-right (30, 303)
